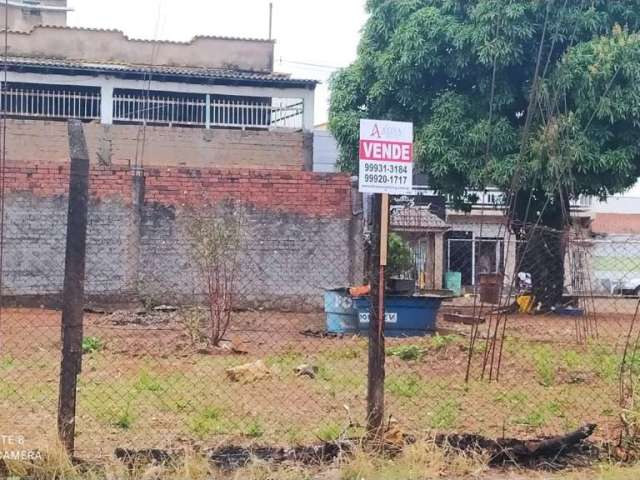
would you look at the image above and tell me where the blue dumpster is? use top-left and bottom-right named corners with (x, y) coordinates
top-left (324, 289), bottom-right (358, 333)
top-left (354, 295), bottom-right (445, 337)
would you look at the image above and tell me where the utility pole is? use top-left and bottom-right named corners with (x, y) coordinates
top-left (268, 2), bottom-right (273, 40)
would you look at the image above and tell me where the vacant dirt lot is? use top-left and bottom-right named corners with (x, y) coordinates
top-left (0, 306), bottom-right (634, 458)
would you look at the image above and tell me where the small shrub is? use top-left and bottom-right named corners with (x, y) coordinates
top-left (387, 345), bottom-right (425, 361)
top-left (387, 374), bottom-right (423, 398)
top-left (387, 233), bottom-right (414, 279)
top-left (81, 337), bottom-right (104, 354)
top-left (179, 307), bottom-right (207, 346)
top-left (187, 204), bottom-right (246, 347)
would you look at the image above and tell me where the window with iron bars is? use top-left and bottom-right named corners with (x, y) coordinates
top-left (0, 82), bottom-right (101, 121)
top-left (113, 89), bottom-right (303, 130)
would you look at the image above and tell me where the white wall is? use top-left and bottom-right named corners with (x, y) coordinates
top-left (312, 130), bottom-right (339, 173)
top-left (591, 196), bottom-right (640, 214)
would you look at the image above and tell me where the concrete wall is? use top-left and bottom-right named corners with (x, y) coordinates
top-left (5, 120), bottom-right (309, 170)
top-left (312, 130), bottom-right (339, 173)
top-left (1, 1), bottom-right (67, 32)
top-left (1, 162), bottom-right (360, 310)
top-left (7, 26), bottom-right (274, 71)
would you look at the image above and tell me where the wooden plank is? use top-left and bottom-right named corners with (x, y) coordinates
top-left (380, 193), bottom-right (389, 266)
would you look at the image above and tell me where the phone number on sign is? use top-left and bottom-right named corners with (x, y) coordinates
top-left (363, 174), bottom-right (409, 185)
top-left (363, 163), bottom-right (409, 174)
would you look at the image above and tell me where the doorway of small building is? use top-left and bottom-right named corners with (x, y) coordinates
top-left (447, 232), bottom-right (473, 287)
top-left (446, 232), bottom-right (505, 289)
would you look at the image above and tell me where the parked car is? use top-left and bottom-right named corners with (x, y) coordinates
top-left (613, 278), bottom-right (640, 296)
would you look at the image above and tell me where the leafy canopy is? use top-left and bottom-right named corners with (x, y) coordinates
top-left (329, 0), bottom-right (640, 203)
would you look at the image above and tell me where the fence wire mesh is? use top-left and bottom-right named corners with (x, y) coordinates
top-left (2, 168), bottom-right (640, 457)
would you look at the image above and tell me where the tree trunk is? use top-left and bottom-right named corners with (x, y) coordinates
top-left (511, 189), bottom-right (568, 312)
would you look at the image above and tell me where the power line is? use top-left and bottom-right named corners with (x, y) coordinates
top-left (277, 58), bottom-right (342, 70)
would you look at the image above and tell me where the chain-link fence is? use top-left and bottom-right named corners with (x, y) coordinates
top-left (2, 164), bottom-right (640, 457)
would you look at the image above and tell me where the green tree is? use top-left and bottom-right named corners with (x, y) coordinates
top-left (330, 1), bottom-right (640, 308)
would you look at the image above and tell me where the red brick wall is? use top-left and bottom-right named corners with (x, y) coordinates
top-left (3, 162), bottom-right (352, 218)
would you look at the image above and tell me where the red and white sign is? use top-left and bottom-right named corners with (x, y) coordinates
top-left (359, 119), bottom-right (413, 194)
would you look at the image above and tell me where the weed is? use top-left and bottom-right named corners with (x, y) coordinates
top-left (532, 345), bottom-right (556, 387)
top-left (134, 371), bottom-right (163, 392)
top-left (429, 334), bottom-right (459, 350)
top-left (189, 406), bottom-right (226, 437)
top-left (81, 336), bottom-right (104, 354)
top-left (316, 422), bottom-right (342, 442)
top-left (516, 401), bottom-right (562, 428)
top-left (387, 374), bottom-right (423, 398)
top-left (246, 418), bottom-right (265, 438)
top-left (387, 344), bottom-right (425, 361)
top-left (494, 390), bottom-right (529, 408)
top-left (325, 345), bottom-right (362, 360)
top-left (0, 354), bottom-right (14, 369)
top-left (112, 403), bottom-right (134, 430)
top-left (589, 343), bottom-right (619, 382)
top-left (267, 349), bottom-right (304, 370)
top-left (284, 426), bottom-right (304, 445)
top-left (174, 400), bottom-right (190, 412)
top-left (562, 350), bottom-right (583, 371)
top-left (429, 400), bottom-right (460, 429)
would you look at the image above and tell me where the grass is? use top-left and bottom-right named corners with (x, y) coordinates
top-left (515, 400), bottom-right (563, 428)
top-left (429, 399), bottom-right (460, 429)
top-left (387, 344), bottom-right (425, 361)
top-left (245, 418), bottom-right (265, 438)
top-left (189, 406), bottom-right (227, 438)
top-left (8, 435), bottom-right (640, 480)
top-left (134, 370), bottom-right (165, 392)
top-left (429, 333), bottom-right (459, 350)
top-left (316, 421), bottom-right (343, 442)
top-left (0, 354), bottom-right (15, 369)
top-left (387, 373), bottom-right (424, 398)
top-left (525, 344), bottom-right (558, 387)
top-left (112, 403), bottom-right (134, 430)
top-left (0, 316), bottom-right (628, 456)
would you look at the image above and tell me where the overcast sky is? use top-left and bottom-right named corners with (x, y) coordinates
top-left (67, 0), bottom-right (367, 126)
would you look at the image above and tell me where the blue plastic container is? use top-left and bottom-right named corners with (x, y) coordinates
top-left (324, 289), bottom-right (358, 333)
top-left (354, 295), bottom-right (443, 337)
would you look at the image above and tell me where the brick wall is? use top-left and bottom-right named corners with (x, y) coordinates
top-left (5, 119), bottom-right (309, 170)
top-left (2, 161), bottom-right (361, 310)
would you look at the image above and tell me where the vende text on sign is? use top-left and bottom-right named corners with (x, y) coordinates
top-left (359, 119), bottom-right (414, 194)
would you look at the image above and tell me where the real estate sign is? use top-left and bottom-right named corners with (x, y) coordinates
top-left (359, 119), bottom-right (414, 194)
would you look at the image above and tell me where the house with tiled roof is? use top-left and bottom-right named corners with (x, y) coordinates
top-left (0, 1), bottom-right (317, 169)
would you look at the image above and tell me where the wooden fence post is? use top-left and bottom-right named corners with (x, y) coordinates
top-left (367, 193), bottom-right (388, 440)
top-left (57, 119), bottom-right (90, 455)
